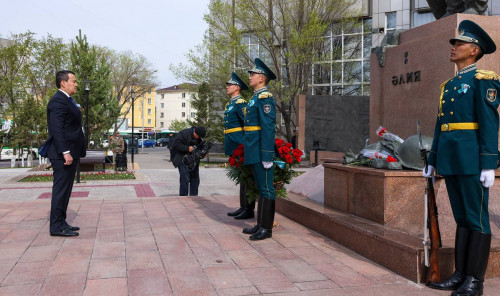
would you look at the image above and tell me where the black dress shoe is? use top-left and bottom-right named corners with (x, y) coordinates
top-left (66, 224), bottom-right (80, 231)
top-left (428, 270), bottom-right (465, 291)
top-left (451, 275), bottom-right (483, 296)
top-left (234, 208), bottom-right (254, 220)
top-left (243, 224), bottom-right (260, 234)
top-left (249, 228), bottom-right (272, 240)
top-left (50, 229), bottom-right (79, 237)
top-left (228, 207), bottom-right (244, 216)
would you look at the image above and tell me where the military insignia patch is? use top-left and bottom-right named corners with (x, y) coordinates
top-left (227, 106), bottom-right (233, 112)
top-left (263, 104), bottom-right (271, 113)
top-left (458, 84), bottom-right (470, 94)
top-left (486, 88), bottom-right (497, 102)
top-left (248, 100), bottom-right (255, 107)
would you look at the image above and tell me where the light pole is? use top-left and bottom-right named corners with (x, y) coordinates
top-left (84, 80), bottom-right (90, 146)
top-left (141, 95), bottom-right (145, 153)
top-left (130, 88), bottom-right (135, 170)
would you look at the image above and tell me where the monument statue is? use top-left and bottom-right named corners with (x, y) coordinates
top-left (426, 0), bottom-right (488, 19)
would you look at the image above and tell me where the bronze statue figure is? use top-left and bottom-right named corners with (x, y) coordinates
top-left (426, 0), bottom-right (488, 19)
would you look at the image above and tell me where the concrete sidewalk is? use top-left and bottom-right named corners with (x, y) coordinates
top-left (0, 153), bottom-right (498, 295)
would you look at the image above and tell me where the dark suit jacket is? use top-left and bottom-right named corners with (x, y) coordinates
top-left (46, 90), bottom-right (86, 160)
top-left (172, 127), bottom-right (200, 168)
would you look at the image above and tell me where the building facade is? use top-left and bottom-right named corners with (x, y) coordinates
top-left (121, 88), bottom-right (156, 134)
top-left (155, 84), bottom-right (198, 130)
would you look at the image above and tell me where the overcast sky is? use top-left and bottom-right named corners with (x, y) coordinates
top-left (1, 0), bottom-right (209, 88)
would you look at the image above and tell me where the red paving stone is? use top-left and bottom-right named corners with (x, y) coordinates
top-left (0, 197), bottom-right (498, 295)
top-left (38, 191), bottom-right (89, 199)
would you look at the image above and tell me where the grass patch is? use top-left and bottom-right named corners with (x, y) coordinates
top-left (19, 171), bottom-right (135, 182)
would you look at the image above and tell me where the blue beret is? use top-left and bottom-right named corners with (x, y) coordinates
top-left (450, 20), bottom-right (496, 55)
top-left (226, 72), bottom-right (248, 90)
top-left (248, 58), bottom-right (276, 80)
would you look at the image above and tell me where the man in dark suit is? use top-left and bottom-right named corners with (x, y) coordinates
top-left (171, 126), bottom-right (206, 196)
top-left (47, 70), bottom-right (86, 237)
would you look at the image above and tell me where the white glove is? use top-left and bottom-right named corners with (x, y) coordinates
top-left (480, 169), bottom-right (495, 188)
top-left (422, 165), bottom-right (435, 178)
top-left (262, 161), bottom-right (273, 169)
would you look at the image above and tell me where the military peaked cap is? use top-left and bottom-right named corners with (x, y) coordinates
top-left (248, 58), bottom-right (276, 80)
top-left (226, 72), bottom-right (248, 90)
top-left (450, 20), bottom-right (496, 55)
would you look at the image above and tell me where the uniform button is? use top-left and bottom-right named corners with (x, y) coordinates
top-left (454, 87), bottom-right (457, 90)
top-left (450, 111), bottom-right (454, 115)
top-left (442, 100), bottom-right (445, 104)
top-left (458, 76), bottom-right (462, 79)
top-left (440, 113), bottom-right (444, 116)
top-left (451, 98), bottom-right (455, 102)
top-left (445, 90), bottom-right (449, 93)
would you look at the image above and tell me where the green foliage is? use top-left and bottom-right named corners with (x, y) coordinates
top-left (169, 119), bottom-right (190, 132)
top-left (70, 30), bottom-right (118, 145)
top-left (172, 0), bottom-right (360, 143)
top-left (19, 171), bottom-right (136, 182)
top-left (188, 82), bottom-right (224, 143)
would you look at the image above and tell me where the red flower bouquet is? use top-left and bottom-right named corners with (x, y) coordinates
top-left (226, 139), bottom-right (303, 200)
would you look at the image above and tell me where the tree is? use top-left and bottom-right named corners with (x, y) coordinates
top-left (70, 30), bottom-right (119, 144)
top-left (106, 50), bottom-right (159, 133)
top-left (188, 82), bottom-right (225, 143)
top-left (169, 119), bottom-right (189, 132)
top-left (172, 0), bottom-right (360, 142)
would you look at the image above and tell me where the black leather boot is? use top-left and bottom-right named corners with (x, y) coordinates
top-left (452, 231), bottom-right (491, 296)
top-left (235, 192), bottom-right (256, 219)
top-left (428, 226), bottom-right (470, 290)
top-left (228, 183), bottom-right (246, 216)
top-left (243, 197), bottom-right (262, 234)
top-left (250, 198), bottom-right (275, 240)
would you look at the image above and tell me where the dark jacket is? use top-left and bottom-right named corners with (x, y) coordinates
top-left (46, 90), bottom-right (86, 160)
top-left (172, 127), bottom-right (201, 168)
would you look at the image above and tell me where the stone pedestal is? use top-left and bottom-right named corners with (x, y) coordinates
top-left (370, 14), bottom-right (500, 143)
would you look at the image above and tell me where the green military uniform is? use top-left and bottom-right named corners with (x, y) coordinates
top-left (426, 20), bottom-right (499, 295)
top-left (242, 58), bottom-right (277, 241)
top-left (224, 72), bottom-right (255, 219)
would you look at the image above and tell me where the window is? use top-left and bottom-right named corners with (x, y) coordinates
top-left (310, 18), bottom-right (371, 96)
top-left (160, 112), bottom-right (164, 118)
top-left (386, 12), bottom-right (397, 32)
top-left (182, 112), bottom-right (185, 117)
top-left (182, 93), bottom-right (186, 98)
top-left (147, 119), bottom-right (151, 125)
top-left (148, 98), bottom-right (152, 104)
top-left (161, 94), bottom-right (164, 99)
top-left (148, 109), bottom-right (152, 115)
top-left (160, 103), bottom-right (164, 108)
top-left (182, 102), bottom-right (186, 108)
top-left (191, 112), bottom-right (195, 118)
top-left (160, 122), bottom-right (164, 128)
top-left (238, 34), bottom-right (274, 68)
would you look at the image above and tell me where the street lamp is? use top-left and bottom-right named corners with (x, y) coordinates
top-left (84, 80), bottom-right (90, 146)
top-left (130, 88), bottom-right (135, 170)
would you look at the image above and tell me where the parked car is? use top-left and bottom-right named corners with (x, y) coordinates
top-left (138, 139), bottom-right (155, 148)
top-left (156, 138), bottom-right (171, 147)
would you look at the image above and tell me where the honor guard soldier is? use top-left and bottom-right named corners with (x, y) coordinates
top-left (423, 20), bottom-right (500, 296)
top-left (224, 72), bottom-right (255, 219)
top-left (242, 58), bottom-right (277, 241)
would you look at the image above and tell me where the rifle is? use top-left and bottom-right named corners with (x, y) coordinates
top-left (417, 119), bottom-right (442, 284)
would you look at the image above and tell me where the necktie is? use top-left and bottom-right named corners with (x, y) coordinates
top-left (69, 97), bottom-right (78, 108)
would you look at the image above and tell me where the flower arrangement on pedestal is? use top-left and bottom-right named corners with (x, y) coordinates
top-left (226, 139), bottom-right (303, 200)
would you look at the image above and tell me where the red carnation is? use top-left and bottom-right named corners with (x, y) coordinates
top-left (275, 138), bottom-right (285, 148)
top-left (285, 154), bottom-right (293, 164)
top-left (229, 157), bottom-right (237, 167)
top-left (285, 143), bottom-right (292, 148)
top-left (233, 148), bottom-right (243, 157)
top-left (239, 156), bottom-right (245, 163)
top-left (281, 146), bottom-right (291, 155)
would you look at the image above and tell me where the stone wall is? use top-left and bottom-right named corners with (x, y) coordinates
top-left (304, 95), bottom-right (370, 154)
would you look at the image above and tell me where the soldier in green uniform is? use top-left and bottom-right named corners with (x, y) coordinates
top-left (423, 20), bottom-right (499, 296)
top-left (224, 72), bottom-right (255, 219)
top-left (242, 58), bottom-right (277, 241)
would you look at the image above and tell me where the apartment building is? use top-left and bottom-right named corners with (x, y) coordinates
top-left (155, 84), bottom-right (198, 130)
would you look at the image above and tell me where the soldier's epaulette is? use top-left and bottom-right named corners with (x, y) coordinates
top-left (258, 92), bottom-right (272, 99)
top-left (235, 98), bottom-right (246, 104)
top-left (475, 70), bottom-right (500, 80)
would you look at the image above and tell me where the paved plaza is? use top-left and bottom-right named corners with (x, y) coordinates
top-left (0, 148), bottom-right (498, 295)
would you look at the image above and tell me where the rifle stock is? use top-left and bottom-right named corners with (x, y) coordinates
top-left (425, 177), bottom-right (442, 284)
